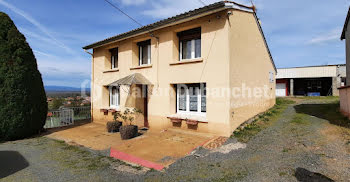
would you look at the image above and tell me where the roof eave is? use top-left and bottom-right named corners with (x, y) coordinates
top-left (341, 7), bottom-right (350, 40)
top-left (341, 32), bottom-right (345, 40)
top-left (82, 7), bottom-right (227, 50)
top-left (82, 1), bottom-right (254, 50)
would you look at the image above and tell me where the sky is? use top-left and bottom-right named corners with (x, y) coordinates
top-left (0, 0), bottom-right (349, 87)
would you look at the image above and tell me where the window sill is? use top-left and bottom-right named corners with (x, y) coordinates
top-left (167, 113), bottom-right (207, 123)
top-left (169, 58), bottom-right (203, 66)
top-left (108, 107), bottom-right (120, 112)
top-left (103, 69), bottom-right (119, 73)
top-left (130, 64), bottom-right (152, 70)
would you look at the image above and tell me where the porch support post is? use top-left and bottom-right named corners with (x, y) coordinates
top-left (290, 79), bottom-right (294, 96)
top-left (332, 77), bottom-right (339, 96)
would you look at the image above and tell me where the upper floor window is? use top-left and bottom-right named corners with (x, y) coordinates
top-left (110, 48), bottom-right (118, 69)
top-left (137, 39), bottom-right (151, 65)
top-left (109, 86), bottom-right (120, 109)
top-left (177, 27), bottom-right (201, 60)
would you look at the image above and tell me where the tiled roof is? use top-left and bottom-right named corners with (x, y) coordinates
top-left (341, 7), bottom-right (350, 40)
top-left (83, 1), bottom-right (253, 49)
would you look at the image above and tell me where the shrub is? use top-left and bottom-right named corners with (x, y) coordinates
top-left (120, 125), bottom-right (138, 140)
top-left (0, 12), bottom-right (47, 140)
top-left (119, 108), bottom-right (142, 140)
top-left (106, 121), bottom-right (122, 133)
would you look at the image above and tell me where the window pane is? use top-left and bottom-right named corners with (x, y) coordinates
top-left (114, 55), bottom-right (118, 68)
top-left (195, 39), bottom-right (201, 58)
top-left (189, 87), bottom-right (198, 112)
top-left (142, 45), bottom-right (149, 64)
top-left (179, 87), bottom-right (186, 111)
top-left (117, 87), bottom-right (120, 106)
top-left (201, 87), bottom-right (206, 112)
top-left (182, 40), bottom-right (192, 59)
top-left (111, 87), bottom-right (116, 105)
top-left (111, 56), bottom-right (114, 69)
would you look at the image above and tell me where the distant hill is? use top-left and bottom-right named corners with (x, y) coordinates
top-left (45, 85), bottom-right (90, 92)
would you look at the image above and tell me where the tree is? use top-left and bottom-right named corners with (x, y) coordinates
top-left (0, 12), bottom-right (48, 140)
top-left (50, 98), bottom-right (64, 110)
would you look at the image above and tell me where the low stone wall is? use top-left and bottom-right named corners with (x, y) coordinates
top-left (339, 86), bottom-right (350, 118)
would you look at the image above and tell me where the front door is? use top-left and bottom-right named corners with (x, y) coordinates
top-left (143, 85), bottom-right (149, 128)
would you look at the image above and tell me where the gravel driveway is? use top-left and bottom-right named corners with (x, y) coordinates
top-left (1, 98), bottom-right (350, 181)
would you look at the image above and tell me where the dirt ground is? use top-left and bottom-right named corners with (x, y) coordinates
top-left (46, 122), bottom-right (214, 168)
top-left (1, 97), bottom-right (350, 181)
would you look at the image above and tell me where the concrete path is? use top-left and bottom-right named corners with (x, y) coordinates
top-left (46, 122), bottom-right (124, 151)
top-left (110, 128), bottom-right (213, 170)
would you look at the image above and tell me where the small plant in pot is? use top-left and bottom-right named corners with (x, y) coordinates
top-left (106, 112), bottom-right (122, 133)
top-left (119, 108), bottom-right (142, 140)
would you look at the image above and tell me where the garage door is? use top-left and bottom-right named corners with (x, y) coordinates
top-left (276, 83), bottom-right (286, 97)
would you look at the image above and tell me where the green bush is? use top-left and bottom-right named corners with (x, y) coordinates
top-left (0, 12), bottom-right (48, 140)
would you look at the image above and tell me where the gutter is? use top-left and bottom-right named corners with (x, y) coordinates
top-left (83, 1), bottom-right (254, 50)
top-left (83, 8), bottom-right (227, 50)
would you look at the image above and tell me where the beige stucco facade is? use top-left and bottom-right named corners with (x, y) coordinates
top-left (89, 9), bottom-right (275, 137)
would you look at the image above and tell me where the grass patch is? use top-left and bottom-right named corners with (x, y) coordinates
top-left (42, 138), bottom-right (144, 172)
top-left (279, 171), bottom-right (288, 176)
top-left (290, 113), bottom-right (310, 125)
top-left (232, 98), bottom-right (295, 143)
top-left (213, 168), bottom-right (248, 182)
top-left (293, 96), bottom-right (339, 100)
top-left (294, 100), bottom-right (350, 128)
top-left (282, 148), bottom-right (290, 153)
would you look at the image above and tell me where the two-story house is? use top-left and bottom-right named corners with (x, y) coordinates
top-left (83, 1), bottom-right (276, 137)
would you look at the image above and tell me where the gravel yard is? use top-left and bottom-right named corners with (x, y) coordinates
top-left (1, 97), bottom-right (350, 181)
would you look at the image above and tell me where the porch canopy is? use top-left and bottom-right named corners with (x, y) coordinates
top-left (106, 73), bottom-right (152, 86)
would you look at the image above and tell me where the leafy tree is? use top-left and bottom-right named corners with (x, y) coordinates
top-left (0, 12), bottom-right (48, 140)
top-left (50, 98), bottom-right (64, 110)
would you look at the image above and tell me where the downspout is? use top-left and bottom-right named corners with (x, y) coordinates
top-left (150, 34), bottom-right (160, 88)
top-left (84, 49), bottom-right (94, 122)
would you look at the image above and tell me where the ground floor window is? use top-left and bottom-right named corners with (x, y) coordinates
top-left (109, 86), bottom-right (120, 108)
top-left (176, 83), bottom-right (206, 115)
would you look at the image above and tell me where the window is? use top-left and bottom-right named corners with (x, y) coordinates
top-left (110, 48), bottom-right (118, 69)
top-left (137, 40), bottom-right (151, 65)
top-left (109, 86), bottom-right (120, 108)
top-left (177, 27), bottom-right (201, 60)
top-left (176, 83), bottom-right (206, 115)
top-left (341, 77), bottom-right (346, 86)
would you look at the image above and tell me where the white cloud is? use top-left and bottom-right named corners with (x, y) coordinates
top-left (141, 0), bottom-right (219, 19)
top-left (119, 0), bottom-right (146, 6)
top-left (37, 56), bottom-right (91, 86)
top-left (33, 50), bottom-right (54, 57)
top-left (0, 0), bottom-right (75, 55)
top-left (141, 0), bottom-right (252, 19)
top-left (308, 27), bottom-right (342, 45)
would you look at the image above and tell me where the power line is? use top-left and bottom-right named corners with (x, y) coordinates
top-left (103, 0), bottom-right (143, 27)
top-left (197, 0), bottom-right (206, 6)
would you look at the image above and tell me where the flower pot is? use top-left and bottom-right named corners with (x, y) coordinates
top-left (108, 109), bottom-right (117, 114)
top-left (186, 119), bottom-right (198, 126)
top-left (106, 121), bottom-right (122, 133)
top-left (168, 117), bottom-right (182, 123)
top-left (100, 109), bottom-right (108, 115)
top-left (120, 125), bottom-right (138, 140)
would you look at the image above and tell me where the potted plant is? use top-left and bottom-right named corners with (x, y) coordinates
top-left (185, 119), bottom-right (198, 126)
top-left (106, 112), bottom-right (122, 133)
top-left (119, 108), bottom-right (142, 140)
